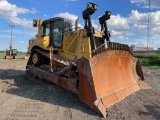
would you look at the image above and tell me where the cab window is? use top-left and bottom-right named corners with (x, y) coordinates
top-left (52, 21), bottom-right (63, 47)
top-left (42, 24), bottom-right (50, 36)
top-left (64, 22), bottom-right (71, 32)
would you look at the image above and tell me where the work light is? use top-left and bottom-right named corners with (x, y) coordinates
top-left (33, 19), bottom-right (37, 27)
top-left (88, 3), bottom-right (92, 8)
top-left (93, 4), bottom-right (98, 10)
top-left (105, 11), bottom-right (111, 20)
top-left (87, 2), bottom-right (98, 11)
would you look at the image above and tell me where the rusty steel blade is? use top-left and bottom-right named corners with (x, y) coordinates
top-left (77, 50), bottom-right (147, 117)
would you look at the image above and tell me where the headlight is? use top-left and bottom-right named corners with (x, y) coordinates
top-left (108, 11), bottom-right (111, 15)
top-left (88, 3), bottom-right (92, 8)
top-left (87, 2), bottom-right (98, 11)
top-left (93, 4), bottom-right (98, 10)
top-left (105, 11), bottom-right (111, 18)
top-left (33, 19), bottom-right (37, 27)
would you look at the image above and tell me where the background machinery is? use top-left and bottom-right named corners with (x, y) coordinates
top-left (26, 2), bottom-right (149, 118)
top-left (5, 40), bottom-right (17, 59)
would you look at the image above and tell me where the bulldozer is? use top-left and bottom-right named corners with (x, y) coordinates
top-left (5, 40), bottom-right (17, 59)
top-left (26, 2), bottom-right (149, 118)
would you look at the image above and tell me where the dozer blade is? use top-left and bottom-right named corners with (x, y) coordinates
top-left (77, 50), bottom-right (149, 118)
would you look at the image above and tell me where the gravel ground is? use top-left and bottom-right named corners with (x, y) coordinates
top-left (0, 59), bottom-right (160, 120)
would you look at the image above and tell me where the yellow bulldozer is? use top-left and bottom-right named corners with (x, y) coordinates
top-left (26, 2), bottom-right (149, 118)
top-left (5, 40), bottom-right (17, 59)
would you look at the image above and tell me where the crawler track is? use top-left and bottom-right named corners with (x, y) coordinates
top-left (28, 49), bottom-right (71, 66)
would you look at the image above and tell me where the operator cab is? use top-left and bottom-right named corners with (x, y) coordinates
top-left (40, 17), bottom-right (72, 48)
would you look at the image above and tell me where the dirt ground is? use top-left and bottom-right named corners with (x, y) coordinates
top-left (0, 59), bottom-right (160, 120)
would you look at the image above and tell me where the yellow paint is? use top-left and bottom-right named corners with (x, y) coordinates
top-left (50, 46), bottom-right (53, 72)
top-left (61, 29), bottom-right (92, 60)
top-left (82, 43), bottom-right (85, 53)
top-left (10, 40), bottom-right (12, 46)
top-left (94, 33), bottom-right (103, 38)
top-left (43, 36), bottom-right (50, 48)
top-left (37, 19), bottom-right (43, 26)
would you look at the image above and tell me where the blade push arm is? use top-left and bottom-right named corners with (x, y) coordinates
top-left (99, 11), bottom-right (111, 41)
top-left (82, 2), bottom-right (98, 52)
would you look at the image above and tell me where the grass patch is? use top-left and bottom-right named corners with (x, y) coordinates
top-left (0, 52), bottom-right (6, 59)
top-left (0, 52), bottom-right (26, 59)
top-left (150, 66), bottom-right (160, 69)
top-left (134, 53), bottom-right (160, 68)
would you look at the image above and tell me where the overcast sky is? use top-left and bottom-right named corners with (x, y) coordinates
top-left (0, 0), bottom-right (160, 51)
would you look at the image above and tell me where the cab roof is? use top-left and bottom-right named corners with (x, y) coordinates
top-left (43, 17), bottom-right (72, 24)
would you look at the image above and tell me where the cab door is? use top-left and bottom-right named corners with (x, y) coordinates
top-left (41, 23), bottom-right (50, 48)
top-left (50, 21), bottom-right (63, 48)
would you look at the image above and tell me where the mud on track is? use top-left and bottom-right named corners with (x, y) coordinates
top-left (0, 59), bottom-right (160, 120)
